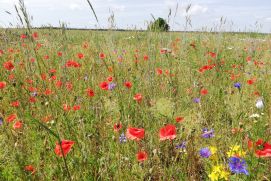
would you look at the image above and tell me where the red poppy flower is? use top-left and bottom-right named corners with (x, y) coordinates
top-left (73, 105), bottom-right (81, 111)
top-left (43, 55), bottom-right (49, 60)
top-left (63, 104), bottom-right (71, 111)
top-left (107, 76), bottom-right (113, 82)
top-left (256, 139), bottom-right (264, 146)
top-left (35, 43), bottom-right (42, 50)
top-left (56, 80), bottom-right (63, 88)
top-left (247, 79), bottom-right (255, 85)
top-left (54, 140), bottom-right (75, 157)
top-left (50, 75), bottom-right (57, 81)
top-left (65, 60), bottom-right (81, 68)
top-left (133, 93), bottom-right (142, 102)
top-left (7, 114), bottom-right (17, 123)
top-left (11, 101), bottom-right (20, 107)
top-left (156, 68), bottom-right (163, 75)
top-left (124, 81), bottom-right (132, 89)
top-left (255, 139), bottom-right (271, 157)
top-left (160, 48), bottom-right (171, 54)
top-left (65, 82), bottom-right (73, 91)
top-left (24, 165), bottom-right (36, 174)
top-left (77, 53), bottom-right (84, 59)
top-left (38, 72), bottom-right (46, 80)
top-left (126, 127), bottom-right (145, 141)
top-left (13, 121), bottom-right (23, 129)
top-left (137, 151), bottom-right (148, 162)
top-left (21, 34), bottom-right (27, 39)
top-left (8, 74), bottom-right (15, 81)
top-left (3, 61), bottom-right (14, 71)
top-left (159, 124), bottom-right (177, 141)
top-left (255, 142), bottom-right (271, 158)
top-left (253, 91), bottom-right (260, 96)
top-left (32, 32), bottom-right (38, 39)
top-left (100, 81), bottom-right (109, 90)
top-left (44, 89), bottom-right (53, 95)
top-left (113, 123), bottom-right (122, 132)
top-left (247, 139), bottom-right (271, 158)
top-left (28, 87), bottom-right (37, 92)
top-left (246, 56), bottom-right (252, 62)
top-left (29, 97), bottom-right (36, 103)
top-left (208, 52), bottom-right (216, 58)
top-left (175, 116), bottom-right (184, 123)
top-left (49, 69), bottom-right (56, 74)
top-left (200, 88), bottom-right (208, 95)
top-left (231, 128), bottom-right (243, 134)
top-left (0, 81), bottom-right (6, 89)
top-left (42, 115), bottom-right (52, 123)
top-left (143, 55), bottom-right (149, 61)
top-left (99, 52), bottom-right (106, 59)
top-left (57, 52), bottom-right (63, 57)
top-left (86, 88), bottom-right (95, 97)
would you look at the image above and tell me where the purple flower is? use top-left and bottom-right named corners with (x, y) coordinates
top-left (234, 82), bottom-right (241, 89)
top-left (0, 117), bottom-right (3, 126)
top-left (108, 83), bottom-right (117, 90)
top-left (201, 128), bottom-right (214, 138)
top-left (193, 98), bottom-right (200, 103)
top-left (176, 141), bottom-right (186, 149)
top-left (199, 147), bottom-right (211, 158)
top-left (30, 91), bottom-right (38, 97)
top-left (229, 157), bottom-right (249, 175)
top-left (119, 133), bottom-right (127, 143)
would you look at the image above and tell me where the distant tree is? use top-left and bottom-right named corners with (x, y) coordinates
top-left (148, 17), bottom-right (169, 32)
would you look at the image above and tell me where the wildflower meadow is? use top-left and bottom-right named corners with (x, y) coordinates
top-left (0, 1), bottom-right (271, 181)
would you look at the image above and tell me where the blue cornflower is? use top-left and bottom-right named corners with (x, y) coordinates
top-left (30, 91), bottom-right (38, 97)
top-left (119, 133), bottom-right (127, 143)
top-left (228, 157), bottom-right (249, 175)
top-left (234, 82), bottom-right (241, 90)
top-left (201, 128), bottom-right (215, 138)
top-left (199, 147), bottom-right (211, 158)
top-left (193, 98), bottom-right (200, 103)
top-left (176, 141), bottom-right (186, 149)
top-left (0, 117), bottom-right (3, 126)
top-left (108, 83), bottom-right (117, 90)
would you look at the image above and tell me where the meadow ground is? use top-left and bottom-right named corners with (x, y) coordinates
top-left (0, 29), bottom-right (271, 180)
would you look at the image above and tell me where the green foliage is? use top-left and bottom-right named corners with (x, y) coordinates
top-left (148, 17), bottom-right (170, 32)
top-left (0, 29), bottom-right (270, 180)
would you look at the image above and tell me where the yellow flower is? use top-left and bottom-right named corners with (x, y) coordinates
top-left (227, 145), bottom-right (246, 157)
top-left (209, 146), bottom-right (218, 161)
top-left (220, 170), bottom-right (230, 180)
top-left (208, 164), bottom-right (229, 181)
top-left (210, 146), bottom-right (217, 154)
top-left (208, 172), bottom-right (219, 181)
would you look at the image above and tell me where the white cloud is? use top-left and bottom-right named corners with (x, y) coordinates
top-left (264, 17), bottom-right (271, 22)
top-left (110, 5), bottom-right (126, 12)
top-left (181, 4), bottom-right (208, 16)
top-left (164, 0), bottom-right (177, 7)
top-left (69, 3), bottom-right (82, 10)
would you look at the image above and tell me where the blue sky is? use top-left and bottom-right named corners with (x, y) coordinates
top-left (0, 0), bottom-right (271, 33)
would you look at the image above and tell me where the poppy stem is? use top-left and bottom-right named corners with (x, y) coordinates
top-left (58, 139), bottom-right (72, 181)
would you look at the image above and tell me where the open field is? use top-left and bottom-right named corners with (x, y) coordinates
top-left (0, 29), bottom-right (271, 180)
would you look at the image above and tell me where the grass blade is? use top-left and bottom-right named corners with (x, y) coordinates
top-left (86, 0), bottom-right (99, 24)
